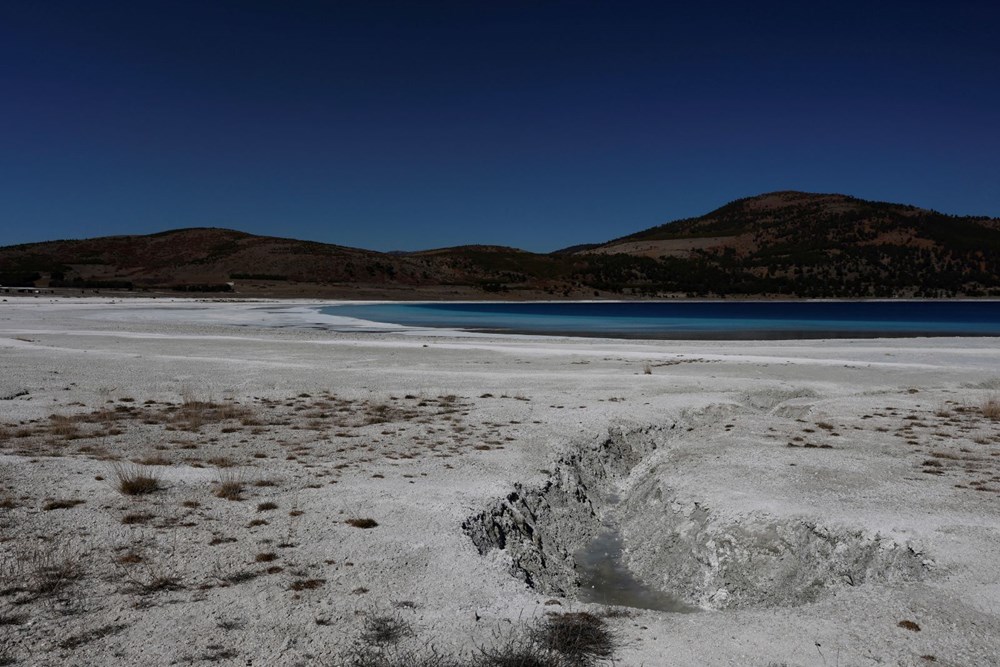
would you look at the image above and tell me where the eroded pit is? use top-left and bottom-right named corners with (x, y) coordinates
top-left (463, 421), bottom-right (929, 611)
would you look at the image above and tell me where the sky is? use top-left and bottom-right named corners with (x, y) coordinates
top-left (1, 1), bottom-right (999, 253)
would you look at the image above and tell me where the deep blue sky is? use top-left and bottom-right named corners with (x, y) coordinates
top-left (2, 1), bottom-right (998, 252)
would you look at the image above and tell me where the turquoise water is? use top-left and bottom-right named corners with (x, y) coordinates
top-left (320, 301), bottom-right (1000, 339)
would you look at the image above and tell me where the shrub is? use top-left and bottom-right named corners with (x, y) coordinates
top-left (531, 612), bottom-right (615, 665)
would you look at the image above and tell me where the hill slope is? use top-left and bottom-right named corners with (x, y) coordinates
top-left (2, 191), bottom-right (999, 298)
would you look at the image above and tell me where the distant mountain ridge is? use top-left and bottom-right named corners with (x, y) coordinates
top-left (2, 191), bottom-right (999, 298)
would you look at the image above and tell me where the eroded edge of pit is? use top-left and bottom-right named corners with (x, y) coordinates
top-left (462, 417), bottom-right (930, 610)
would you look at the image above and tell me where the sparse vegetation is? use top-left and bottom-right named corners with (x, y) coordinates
top-left (5, 338), bottom-right (993, 667)
top-left (49, 414), bottom-right (81, 439)
top-left (1, 542), bottom-right (84, 601)
top-left (331, 612), bottom-right (618, 667)
top-left (335, 643), bottom-right (462, 667)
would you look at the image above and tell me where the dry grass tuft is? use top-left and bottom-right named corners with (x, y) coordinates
top-left (111, 463), bottom-right (161, 496)
top-left (42, 498), bottom-right (86, 511)
top-left (137, 455), bottom-right (172, 466)
top-left (48, 414), bottom-right (81, 439)
top-left (208, 456), bottom-right (236, 468)
top-left (289, 578), bottom-right (325, 591)
top-left (214, 470), bottom-right (245, 501)
top-left (982, 394), bottom-right (1000, 420)
top-left (360, 612), bottom-right (413, 646)
top-left (115, 550), bottom-right (184, 595)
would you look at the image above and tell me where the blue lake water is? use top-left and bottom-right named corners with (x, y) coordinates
top-left (320, 301), bottom-right (1000, 340)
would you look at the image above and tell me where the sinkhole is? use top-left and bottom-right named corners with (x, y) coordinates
top-left (463, 423), bottom-right (929, 612)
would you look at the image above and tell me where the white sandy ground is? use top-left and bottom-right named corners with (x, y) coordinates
top-left (0, 298), bottom-right (998, 666)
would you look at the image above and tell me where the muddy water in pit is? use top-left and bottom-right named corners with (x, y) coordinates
top-left (574, 529), bottom-right (698, 613)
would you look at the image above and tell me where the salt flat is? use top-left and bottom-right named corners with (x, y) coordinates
top-left (1, 298), bottom-right (999, 666)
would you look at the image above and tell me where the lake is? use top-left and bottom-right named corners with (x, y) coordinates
top-left (320, 300), bottom-right (1000, 339)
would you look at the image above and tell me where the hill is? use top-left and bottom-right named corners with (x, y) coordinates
top-left (0, 228), bottom-right (578, 298)
top-left (574, 191), bottom-right (1000, 297)
top-left (2, 191), bottom-right (999, 298)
